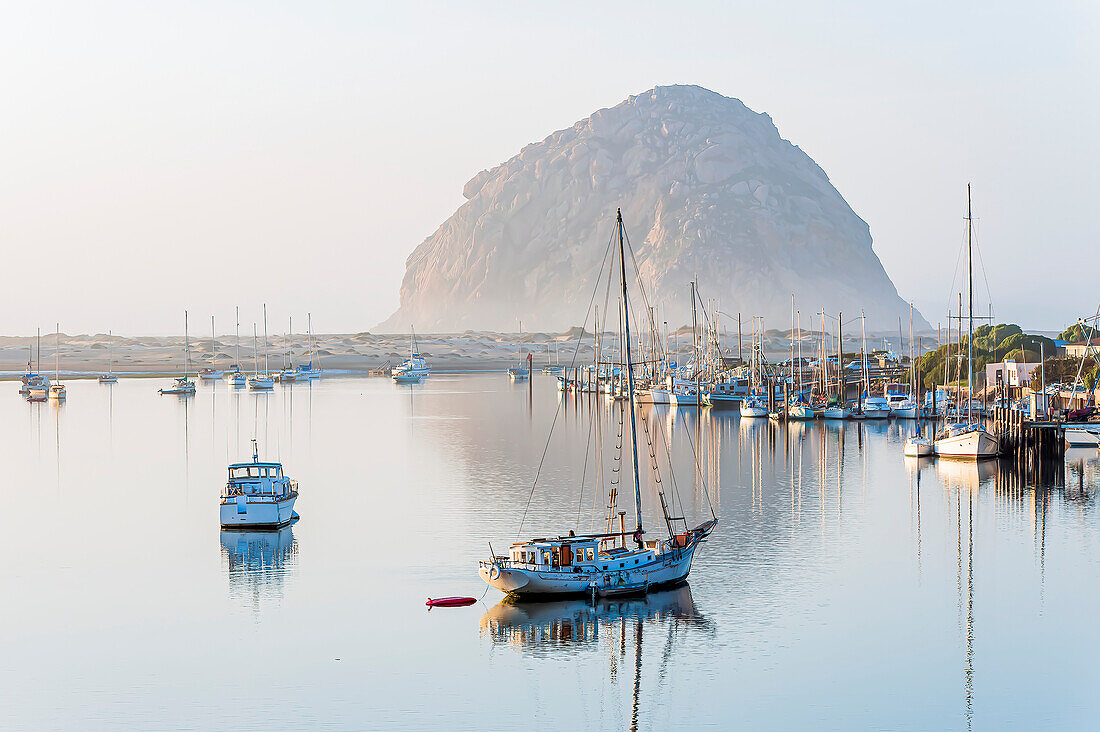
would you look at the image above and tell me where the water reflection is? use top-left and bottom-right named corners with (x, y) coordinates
top-left (220, 527), bottom-right (299, 615)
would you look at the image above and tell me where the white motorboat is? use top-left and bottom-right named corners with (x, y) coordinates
top-left (392, 372), bottom-right (423, 384)
top-left (647, 386), bottom-right (670, 404)
top-left (739, 395), bottom-right (768, 418)
top-left (220, 440), bottom-right (299, 529)
top-left (861, 395), bottom-right (891, 419)
top-left (480, 210), bottom-right (717, 599)
top-left (891, 399), bottom-right (920, 419)
top-left (822, 405), bottom-right (850, 420)
top-left (508, 364), bottom-right (529, 381)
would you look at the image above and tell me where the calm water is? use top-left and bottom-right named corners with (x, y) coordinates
top-left (1, 374), bottom-right (1098, 730)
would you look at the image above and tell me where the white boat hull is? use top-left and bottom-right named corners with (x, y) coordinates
top-left (788, 405), bottom-right (815, 420)
top-left (480, 543), bottom-right (701, 597)
top-left (739, 405), bottom-right (768, 418)
top-left (220, 494), bottom-right (298, 529)
top-left (647, 388), bottom-right (670, 404)
top-left (822, 407), bottom-right (849, 420)
top-left (934, 428), bottom-right (1000, 458)
top-left (892, 405), bottom-right (919, 419)
top-left (904, 436), bottom-right (934, 457)
top-left (1063, 428), bottom-right (1100, 447)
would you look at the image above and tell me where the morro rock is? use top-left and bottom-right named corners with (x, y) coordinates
top-left (378, 84), bottom-right (927, 333)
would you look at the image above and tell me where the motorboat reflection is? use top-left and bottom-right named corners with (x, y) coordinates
top-left (219, 526), bottom-right (298, 608)
top-left (935, 457), bottom-right (996, 491)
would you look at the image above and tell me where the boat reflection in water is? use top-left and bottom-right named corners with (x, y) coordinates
top-left (219, 526), bottom-right (299, 612)
top-left (935, 457), bottom-right (996, 491)
top-left (481, 584), bottom-right (711, 729)
top-left (480, 584), bottom-right (711, 655)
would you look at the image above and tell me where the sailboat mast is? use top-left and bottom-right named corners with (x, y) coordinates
top-left (235, 306), bottom-right (240, 370)
top-left (616, 209), bottom-right (644, 544)
top-left (184, 310), bottom-right (191, 376)
top-left (210, 315), bottom-right (215, 372)
top-left (55, 323), bottom-right (59, 381)
top-left (263, 304), bottom-right (269, 376)
top-left (967, 184), bottom-right (974, 423)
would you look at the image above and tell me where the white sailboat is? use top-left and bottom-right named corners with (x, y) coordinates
top-left (295, 313), bottom-right (322, 378)
top-left (199, 316), bottom-right (222, 380)
top-left (98, 330), bottom-right (118, 383)
top-left (933, 186), bottom-right (1000, 459)
top-left (48, 324), bottom-right (67, 401)
top-left (160, 312), bottom-right (197, 395)
top-left (225, 306), bottom-right (247, 386)
top-left (248, 306), bottom-right (275, 390)
top-left (480, 210), bottom-right (717, 598)
top-left (392, 326), bottom-right (430, 382)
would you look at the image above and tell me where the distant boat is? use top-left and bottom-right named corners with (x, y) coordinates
top-left (220, 440), bottom-right (299, 529)
top-left (903, 434), bottom-right (934, 457)
top-left (198, 315), bottom-right (222, 380)
top-left (932, 187), bottom-right (999, 459)
top-left (225, 307), bottom-right (247, 386)
top-left (821, 403), bottom-right (849, 420)
top-left (294, 313), bottom-right (323, 378)
top-left (861, 394), bottom-right (891, 419)
top-left (160, 312), bottom-right (196, 395)
top-left (22, 327), bottom-right (50, 397)
top-left (99, 329), bottom-right (118, 383)
top-left (392, 328), bottom-right (431, 381)
top-left (508, 364), bottom-right (529, 381)
top-left (48, 323), bottom-right (66, 402)
top-left (248, 307), bottom-right (275, 391)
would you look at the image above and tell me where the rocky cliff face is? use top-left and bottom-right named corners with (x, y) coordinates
top-left (377, 84), bottom-right (927, 333)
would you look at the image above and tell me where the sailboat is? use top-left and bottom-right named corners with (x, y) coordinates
top-left (788, 308), bottom-right (814, 420)
top-left (48, 324), bottom-right (67, 401)
top-left (98, 330), bottom-right (118, 383)
top-left (225, 306), bottom-right (247, 386)
top-left (248, 305), bottom-right (275, 390)
top-left (23, 328), bottom-right (51, 397)
top-left (199, 316), bottom-right (222, 380)
top-left (392, 326), bottom-right (430, 382)
top-left (480, 210), bottom-right (717, 598)
top-left (276, 317), bottom-right (300, 383)
top-left (295, 313), bottom-right (322, 378)
top-left (858, 311), bottom-right (890, 418)
top-left (933, 186), bottom-right (1000, 459)
top-left (160, 312), bottom-right (197, 395)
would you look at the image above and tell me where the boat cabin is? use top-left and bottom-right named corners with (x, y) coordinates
top-left (507, 537), bottom-right (657, 573)
top-left (223, 460), bottom-right (296, 500)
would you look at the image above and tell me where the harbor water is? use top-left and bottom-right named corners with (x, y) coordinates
top-left (1, 374), bottom-right (1097, 729)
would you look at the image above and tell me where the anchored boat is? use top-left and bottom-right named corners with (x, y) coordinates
top-left (480, 210), bottom-right (717, 599)
top-left (220, 440), bottom-right (299, 529)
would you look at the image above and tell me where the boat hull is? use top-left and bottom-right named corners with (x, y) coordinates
top-left (788, 405), bottom-right (815, 420)
top-left (220, 495), bottom-right (298, 529)
top-left (479, 543), bottom-right (701, 598)
top-left (739, 405), bottom-right (768, 418)
top-left (934, 429), bottom-right (1000, 458)
top-left (903, 437), bottom-right (934, 457)
top-left (647, 388), bottom-right (670, 405)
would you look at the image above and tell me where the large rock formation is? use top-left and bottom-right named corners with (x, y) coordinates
top-left (377, 84), bottom-right (928, 333)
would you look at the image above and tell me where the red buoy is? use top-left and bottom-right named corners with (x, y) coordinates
top-left (426, 596), bottom-right (477, 608)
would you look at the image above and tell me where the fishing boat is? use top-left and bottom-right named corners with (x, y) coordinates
top-left (480, 210), bottom-right (717, 599)
top-left (508, 364), bottom-right (529, 381)
top-left (98, 330), bottom-right (118, 383)
top-left (225, 307), bottom-right (247, 386)
top-left (933, 187), bottom-right (1000, 459)
top-left (220, 440), bottom-right (299, 529)
top-left (669, 381), bottom-right (703, 407)
top-left (647, 384), bottom-right (670, 404)
top-left (198, 315), bottom-right (222, 380)
top-left (48, 324), bottom-right (67, 401)
top-left (248, 308), bottom-right (275, 391)
top-left (704, 379), bottom-right (747, 409)
top-left (160, 312), bottom-right (196, 395)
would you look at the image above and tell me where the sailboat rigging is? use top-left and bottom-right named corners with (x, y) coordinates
top-left (480, 209), bottom-right (717, 598)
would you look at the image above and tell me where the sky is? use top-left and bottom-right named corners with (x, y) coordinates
top-left (2, 0), bottom-right (1097, 335)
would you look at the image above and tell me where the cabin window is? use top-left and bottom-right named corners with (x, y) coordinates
top-left (634, 559), bottom-right (639, 564)
top-left (619, 562), bottom-right (624, 568)
top-left (542, 551), bottom-right (550, 565)
top-left (585, 548), bottom-right (594, 562)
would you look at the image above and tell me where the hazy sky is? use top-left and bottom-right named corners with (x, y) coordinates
top-left (2, 1), bottom-right (1096, 335)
